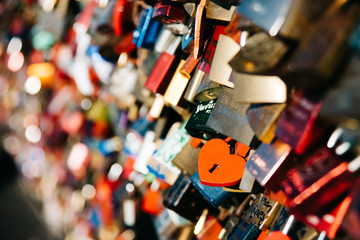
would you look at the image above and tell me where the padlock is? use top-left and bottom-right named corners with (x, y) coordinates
top-left (237, 0), bottom-right (334, 40)
top-left (154, 209), bottom-right (190, 239)
top-left (190, 73), bottom-right (222, 102)
top-left (229, 31), bottom-right (289, 75)
top-left (195, 210), bottom-right (224, 240)
top-left (205, 87), bottom-right (258, 147)
top-left (163, 173), bottom-right (218, 222)
top-left (218, 194), bottom-right (255, 240)
top-left (282, 149), bottom-right (359, 215)
top-left (229, 193), bottom-right (280, 240)
top-left (275, 90), bottom-right (329, 155)
top-left (147, 122), bottom-right (191, 185)
top-left (197, 138), bottom-right (247, 187)
top-left (208, 34), bottom-right (240, 88)
top-left (152, 0), bottom-right (186, 24)
top-left (269, 206), bottom-right (319, 240)
top-left (320, 55), bottom-right (360, 125)
top-left (231, 71), bottom-right (287, 104)
top-left (185, 99), bottom-right (226, 140)
top-left (132, 8), bottom-right (162, 49)
top-left (180, 52), bottom-right (201, 80)
top-left (198, 25), bottom-right (225, 74)
top-left (247, 103), bottom-right (286, 144)
top-left (112, 0), bottom-right (135, 36)
top-left (342, 179), bottom-right (360, 240)
top-left (183, 0), bottom-right (236, 22)
top-left (291, 196), bottom-right (352, 239)
top-left (172, 138), bottom-right (201, 176)
top-left (280, 1), bottom-right (360, 89)
top-left (163, 59), bottom-right (192, 107)
top-left (145, 31), bottom-right (182, 94)
top-left (246, 139), bottom-right (295, 192)
top-left (190, 171), bottom-right (234, 208)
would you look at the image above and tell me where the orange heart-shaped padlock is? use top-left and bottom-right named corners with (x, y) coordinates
top-left (198, 139), bottom-right (246, 187)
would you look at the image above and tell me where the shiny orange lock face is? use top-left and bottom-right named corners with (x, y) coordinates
top-left (198, 138), bottom-right (247, 187)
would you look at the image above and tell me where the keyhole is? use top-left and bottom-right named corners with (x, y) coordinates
top-left (209, 164), bottom-right (219, 173)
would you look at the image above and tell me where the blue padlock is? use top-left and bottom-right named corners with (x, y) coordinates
top-left (190, 172), bottom-right (233, 208)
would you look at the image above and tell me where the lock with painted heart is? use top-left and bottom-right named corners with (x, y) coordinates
top-left (197, 138), bottom-right (247, 187)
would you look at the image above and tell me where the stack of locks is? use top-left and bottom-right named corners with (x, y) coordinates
top-left (1, 0), bottom-right (360, 239)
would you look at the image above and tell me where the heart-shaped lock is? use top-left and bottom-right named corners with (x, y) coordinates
top-left (198, 138), bottom-right (246, 187)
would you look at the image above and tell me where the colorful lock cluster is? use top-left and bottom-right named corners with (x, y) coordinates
top-left (0, 0), bottom-right (359, 240)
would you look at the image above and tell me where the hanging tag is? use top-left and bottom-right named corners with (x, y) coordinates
top-left (232, 72), bottom-right (287, 103)
top-left (205, 87), bottom-right (257, 147)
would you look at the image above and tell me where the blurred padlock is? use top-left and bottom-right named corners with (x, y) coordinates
top-left (320, 55), bottom-right (360, 126)
top-left (163, 173), bottom-right (218, 222)
top-left (229, 31), bottom-right (288, 74)
top-left (148, 122), bottom-right (191, 185)
top-left (275, 90), bottom-right (331, 155)
top-left (246, 139), bottom-right (295, 192)
top-left (269, 207), bottom-right (318, 240)
top-left (183, 0), bottom-right (236, 22)
top-left (145, 31), bottom-right (182, 94)
top-left (172, 138), bottom-right (201, 176)
top-left (152, 0), bottom-right (186, 24)
top-left (281, 1), bottom-right (360, 89)
top-left (237, 0), bottom-right (334, 40)
top-left (133, 8), bottom-right (162, 49)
